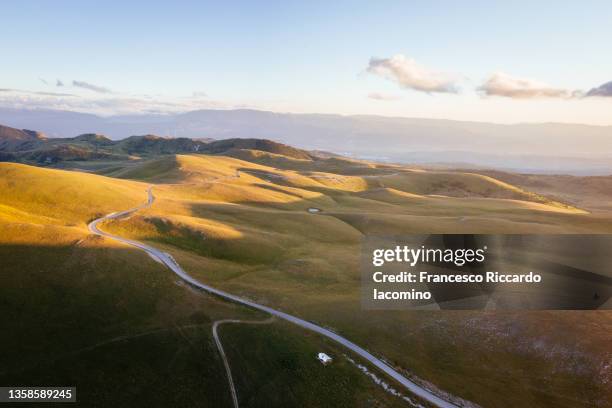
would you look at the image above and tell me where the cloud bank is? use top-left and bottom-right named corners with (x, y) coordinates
top-left (479, 72), bottom-right (575, 99)
top-left (0, 88), bottom-right (76, 97)
top-left (0, 88), bottom-right (231, 116)
top-left (72, 80), bottom-right (112, 94)
top-left (367, 54), bottom-right (459, 94)
top-left (586, 81), bottom-right (612, 97)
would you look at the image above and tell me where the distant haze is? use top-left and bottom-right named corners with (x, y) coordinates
top-left (1, 107), bottom-right (611, 175)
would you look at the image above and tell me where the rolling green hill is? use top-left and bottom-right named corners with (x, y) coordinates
top-left (0, 161), bottom-right (407, 408)
top-left (0, 123), bottom-right (316, 166)
top-left (1, 127), bottom-right (611, 407)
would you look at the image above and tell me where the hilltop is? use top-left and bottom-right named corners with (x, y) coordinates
top-left (205, 138), bottom-right (312, 160)
top-left (0, 122), bottom-right (598, 215)
top-left (0, 124), bottom-right (46, 152)
top-left (0, 123), bottom-right (310, 165)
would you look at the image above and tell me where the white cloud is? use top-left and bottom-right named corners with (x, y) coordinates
top-left (72, 80), bottom-right (112, 94)
top-left (0, 88), bottom-right (75, 97)
top-left (0, 88), bottom-right (234, 116)
top-left (367, 54), bottom-right (459, 94)
top-left (478, 72), bottom-right (575, 99)
top-left (367, 92), bottom-right (401, 101)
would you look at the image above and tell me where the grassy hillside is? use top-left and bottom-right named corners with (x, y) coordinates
top-left (0, 173), bottom-right (245, 406)
top-left (2, 151), bottom-right (611, 407)
top-left (0, 122), bottom-right (319, 167)
top-left (220, 320), bottom-right (409, 408)
top-left (0, 124), bottom-right (46, 153)
top-left (96, 152), bottom-right (612, 407)
top-left (205, 138), bottom-right (313, 160)
top-left (471, 169), bottom-right (612, 213)
top-left (0, 162), bottom-right (147, 226)
top-left (0, 161), bottom-right (429, 407)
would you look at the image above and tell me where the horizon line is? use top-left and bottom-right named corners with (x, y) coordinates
top-left (2, 106), bottom-right (611, 128)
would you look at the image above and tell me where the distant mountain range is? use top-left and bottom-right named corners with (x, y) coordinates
top-left (0, 123), bottom-right (311, 164)
top-left (0, 107), bottom-right (611, 174)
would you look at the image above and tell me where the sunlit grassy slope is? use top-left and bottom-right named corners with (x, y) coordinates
top-left (3, 152), bottom-right (611, 408)
top-left (0, 162), bottom-right (148, 227)
top-left (96, 152), bottom-right (611, 408)
top-left (0, 160), bottom-right (408, 407)
top-left (0, 166), bottom-right (241, 406)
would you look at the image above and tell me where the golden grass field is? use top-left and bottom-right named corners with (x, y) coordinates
top-left (2, 150), bottom-right (611, 407)
top-left (0, 160), bottom-right (410, 407)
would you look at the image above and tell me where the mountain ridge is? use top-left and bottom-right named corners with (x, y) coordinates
top-left (0, 123), bottom-right (312, 164)
top-left (1, 108), bottom-right (611, 174)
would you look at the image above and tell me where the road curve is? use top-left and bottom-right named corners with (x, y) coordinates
top-left (212, 320), bottom-right (240, 408)
top-left (213, 317), bottom-right (275, 408)
top-left (87, 187), bottom-right (458, 408)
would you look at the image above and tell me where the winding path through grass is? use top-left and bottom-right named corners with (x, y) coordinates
top-left (212, 317), bottom-right (275, 408)
top-left (88, 186), bottom-right (459, 408)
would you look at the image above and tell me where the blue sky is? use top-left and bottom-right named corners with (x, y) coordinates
top-left (2, 1), bottom-right (611, 124)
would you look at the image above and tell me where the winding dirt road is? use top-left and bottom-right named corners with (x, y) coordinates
top-left (212, 317), bottom-right (275, 408)
top-left (87, 187), bottom-right (458, 408)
